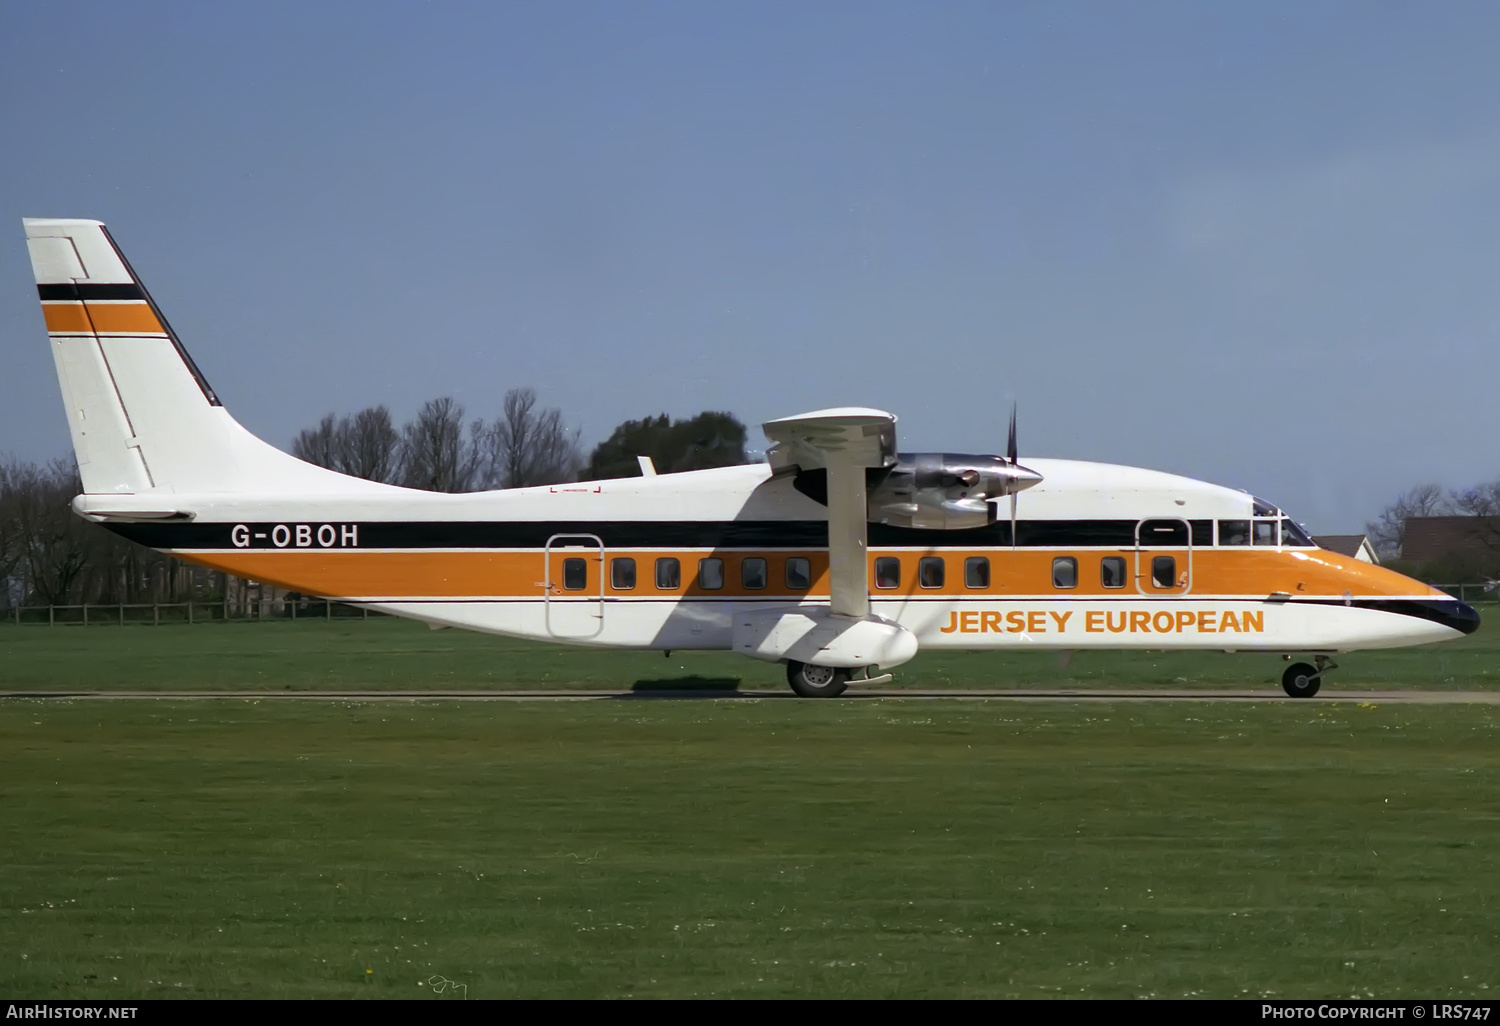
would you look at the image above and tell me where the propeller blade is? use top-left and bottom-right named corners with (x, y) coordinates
top-left (1008, 402), bottom-right (1019, 547)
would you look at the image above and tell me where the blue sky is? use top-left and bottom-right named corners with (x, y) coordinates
top-left (2, 1), bottom-right (1498, 531)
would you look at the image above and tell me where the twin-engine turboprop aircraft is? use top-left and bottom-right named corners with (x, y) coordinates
top-left (23, 218), bottom-right (1480, 697)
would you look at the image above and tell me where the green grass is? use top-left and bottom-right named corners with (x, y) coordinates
top-left (1, 700), bottom-right (1497, 998)
top-left (0, 614), bottom-right (1497, 691)
top-left (2, 620), bottom-right (1497, 997)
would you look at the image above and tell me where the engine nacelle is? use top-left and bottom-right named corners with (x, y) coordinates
top-left (791, 452), bottom-right (1043, 530)
top-left (868, 453), bottom-right (1041, 530)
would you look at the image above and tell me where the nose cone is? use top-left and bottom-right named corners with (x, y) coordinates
top-left (1448, 599), bottom-right (1482, 635)
top-left (1401, 598), bottom-right (1482, 635)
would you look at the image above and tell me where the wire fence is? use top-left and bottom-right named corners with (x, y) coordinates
top-left (1429, 583), bottom-right (1499, 603)
top-left (1, 599), bottom-right (383, 626)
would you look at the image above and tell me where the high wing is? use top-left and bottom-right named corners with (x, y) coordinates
top-left (763, 408), bottom-right (897, 619)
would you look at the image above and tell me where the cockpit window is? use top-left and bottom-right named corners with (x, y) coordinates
top-left (1218, 520), bottom-right (1250, 546)
top-left (1252, 519), bottom-right (1278, 546)
top-left (1252, 496), bottom-right (1280, 517)
top-left (1280, 519), bottom-right (1314, 547)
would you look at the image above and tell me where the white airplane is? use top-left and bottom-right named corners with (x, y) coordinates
top-left (22, 218), bottom-right (1480, 698)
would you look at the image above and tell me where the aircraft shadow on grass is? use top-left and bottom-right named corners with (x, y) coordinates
top-left (625, 675), bottom-right (746, 697)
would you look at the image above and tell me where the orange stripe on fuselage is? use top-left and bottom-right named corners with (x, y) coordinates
top-left (170, 545), bottom-right (1440, 603)
top-left (176, 549), bottom-right (833, 601)
top-left (42, 301), bottom-right (165, 335)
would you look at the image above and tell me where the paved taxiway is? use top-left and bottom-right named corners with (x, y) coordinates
top-left (1, 688), bottom-right (1497, 703)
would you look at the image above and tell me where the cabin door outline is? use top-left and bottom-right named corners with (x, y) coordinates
top-left (1134, 518), bottom-right (1192, 597)
top-left (544, 533), bottom-right (605, 639)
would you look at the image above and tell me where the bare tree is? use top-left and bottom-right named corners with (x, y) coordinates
top-left (400, 397), bottom-right (482, 493)
top-left (1449, 481), bottom-right (1500, 517)
top-left (292, 406), bottom-right (403, 484)
top-left (1366, 483), bottom-right (1447, 559)
top-left (1, 455), bottom-right (209, 608)
top-left (0, 458), bottom-right (27, 603)
top-left (291, 414), bottom-right (340, 472)
top-left (12, 459), bottom-right (94, 604)
top-left (479, 388), bottom-right (582, 489)
top-left (343, 405), bottom-right (402, 483)
top-left (1447, 480), bottom-right (1500, 558)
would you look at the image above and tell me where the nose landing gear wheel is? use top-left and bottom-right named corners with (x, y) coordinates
top-left (1282, 662), bottom-right (1321, 698)
top-left (786, 661), bottom-right (849, 698)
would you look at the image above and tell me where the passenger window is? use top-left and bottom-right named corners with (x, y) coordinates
top-left (964, 556), bottom-right (990, 589)
top-left (741, 557), bottom-right (767, 590)
top-left (1101, 556), bottom-right (1127, 589)
top-left (1218, 520), bottom-right (1250, 546)
top-left (563, 557), bottom-right (587, 591)
top-left (1253, 520), bottom-right (1278, 546)
top-left (655, 557), bottom-right (680, 590)
top-left (1052, 557), bottom-right (1077, 589)
top-left (785, 557), bottom-right (811, 590)
top-left (918, 556), bottom-right (944, 589)
top-left (610, 557), bottom-right (636, 590)
top-left (698, 558), bottom-right (725, 590)
top-left (874, 557), bottom-right (901, 589)
top-left (1151, 556), bottom-right (1176, 589)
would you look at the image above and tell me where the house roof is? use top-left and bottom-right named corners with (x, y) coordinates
top-left (1402, 516), bottom-right (1500, 562)
top-left (1314, 535), bottom-right (1370, 558)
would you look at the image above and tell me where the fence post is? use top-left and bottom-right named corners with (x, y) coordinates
top-left (188, 600), bottom-right (193, 625)
top-left (291, 600), bottom-right (296, 621)
top-left (49, 605), bottom-right (54, 626)
top-left (327, 600), bottom-right (332, 621)
top-left (154, 603), bottom-right (159, 627)
top-left (120, 603), bottom-right (125, 626)
top-left (83, 604), bottom-right (88, 627)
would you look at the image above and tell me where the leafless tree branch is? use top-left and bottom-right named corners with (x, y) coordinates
top-left (478, 388), bottom-right (582, 489)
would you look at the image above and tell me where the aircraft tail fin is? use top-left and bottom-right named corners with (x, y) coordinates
top-left (24, 218), bottom-right (393, 498)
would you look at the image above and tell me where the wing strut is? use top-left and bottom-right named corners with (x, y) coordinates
top-left (825, 458), bottom-right (870, 618)
top-left (763, 407), bottom-right (897, 621)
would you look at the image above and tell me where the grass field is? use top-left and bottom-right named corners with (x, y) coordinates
top-left (1, 619), bottom-right (1497, 998)
top-left (1, 699), bottom-right (1497, 998)
top-left (1, 613), bottom-right (1498, 692)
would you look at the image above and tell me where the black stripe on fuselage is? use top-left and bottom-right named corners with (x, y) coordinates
top-left (37, 282), bottom-right (146, 301)
top-left (1298, 597), bottom-right (1482, 635)
top-left (103, 518), bottom-right (1220, 551)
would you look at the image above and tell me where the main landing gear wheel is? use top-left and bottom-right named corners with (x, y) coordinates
top-left (1282, 662), bottom-right (1321, 698)
top-left (786, 661), bottom-right (849, 698)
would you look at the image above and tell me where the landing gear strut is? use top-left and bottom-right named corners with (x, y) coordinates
top-left (1281, 655), bottom-right (1337, 698)
top-left (786, 661), bottom-right (849, 698)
